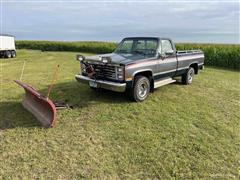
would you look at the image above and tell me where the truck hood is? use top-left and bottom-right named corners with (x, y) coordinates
top-left (84, 53), bottom-right (148, 65)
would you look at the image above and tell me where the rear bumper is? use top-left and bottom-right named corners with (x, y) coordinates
top-left (75, 74), bottom-right (126, 92)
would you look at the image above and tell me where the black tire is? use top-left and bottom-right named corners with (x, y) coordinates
top-left (129, 75), bottom-right (150, 102)
top-left (5, 51), bottom-right (11, 58)
top-left (182, 67), bottom-right (195, 85)
top-left (11, 50), bottom-right (16, 58)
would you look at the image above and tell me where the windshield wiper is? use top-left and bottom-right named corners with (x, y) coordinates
top-left (132, 50), bottom-right (146, 56)
top-left (116, 50), bottom-right (128, 53)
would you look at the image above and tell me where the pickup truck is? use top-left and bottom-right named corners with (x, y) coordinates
top-left (75, 37), bottom-right (204, 101)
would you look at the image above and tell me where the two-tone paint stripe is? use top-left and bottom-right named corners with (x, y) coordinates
top-left (177, 54), bottom-right (204, 61)
top-left (126, 58), bottom-right (158, 69)
top-left (153, 66), bottom-right (189, 76)
top-left (153, 69), bottom-right (176, 76)
top-left (126, 54), bottom-right (204, 69)
top-left (125, 56), bottom-right (204, 81)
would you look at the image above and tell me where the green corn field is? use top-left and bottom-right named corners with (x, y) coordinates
top-left (16, 41), bottom-right (240, 70)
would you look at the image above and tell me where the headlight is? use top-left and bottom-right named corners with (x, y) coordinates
top-left (76, 54), bottom-right (85, 61)
top-left (116, 66), bottom-right (124, 80)
top-left (102, 57), bottom-right (108, 63)
top-left (80, 62), bottom-right (86, 73)
top-left (101, 56), bottom-right (112, 63)
top-left (117, 67), bottom-right (123, 72)
top-left (117, 74), bottom-right (123, 79)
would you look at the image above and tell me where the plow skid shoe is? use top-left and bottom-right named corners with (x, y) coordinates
top-left (15, 80), bottom-right (57, 128)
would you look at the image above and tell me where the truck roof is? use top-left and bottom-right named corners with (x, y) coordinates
top-left (0, 34), bottom-right (15, 37)
top-left (124, 37), bottom-right (159, 39)
top-left (123, 37), bottom-right (172, 41)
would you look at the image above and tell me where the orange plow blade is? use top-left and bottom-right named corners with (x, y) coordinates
top-left (15, 80), bottom-right (57, 128)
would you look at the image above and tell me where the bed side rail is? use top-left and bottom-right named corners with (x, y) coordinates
top-left (177, 50), bottom-right (203, 55)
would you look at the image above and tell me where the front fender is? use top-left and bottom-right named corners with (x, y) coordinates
top-left (125, 68), bottom-right (153, 81)
top-left (125, 69), bottom-right (153, 90)
top-left (132, 69), bottom-right (153, 77)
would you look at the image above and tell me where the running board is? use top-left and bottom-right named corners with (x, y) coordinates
top-left (154, 78), bottom-right (176, 89)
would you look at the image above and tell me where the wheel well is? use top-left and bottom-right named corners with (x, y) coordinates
top-left (134, 71), bottom-right (154, 92)
top-left (190, 63), bottom-right (198, 74)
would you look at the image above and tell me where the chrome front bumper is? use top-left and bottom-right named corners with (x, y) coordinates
top-left (75, 75), bottom-right (126, 92)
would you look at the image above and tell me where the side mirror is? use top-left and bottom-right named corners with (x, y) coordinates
top-left (157, 52), bottom-right (167, 59)
top-left (76, 54), bottom-right (85, 61)
top-left (165, 50), bottom-right (174, 56)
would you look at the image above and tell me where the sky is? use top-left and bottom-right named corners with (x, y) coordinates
top-left (0, 0), bottom-right (239, 44)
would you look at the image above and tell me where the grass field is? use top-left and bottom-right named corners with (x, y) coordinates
top-left (0, 50), bottom-right (240, 179)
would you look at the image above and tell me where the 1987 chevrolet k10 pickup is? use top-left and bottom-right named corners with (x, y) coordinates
top-left (75, 37), bottom-right (204, 101)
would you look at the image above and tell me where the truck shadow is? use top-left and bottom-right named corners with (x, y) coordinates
top-left (39, 80), bottom-right (131, 108)
top-left (0, 80), bottom-right (130, 130)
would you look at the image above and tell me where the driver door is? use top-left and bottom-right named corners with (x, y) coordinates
top-left (156, 39), bottom-right (177, 79)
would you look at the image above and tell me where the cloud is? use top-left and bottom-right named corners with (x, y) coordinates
top-left (1, 1), bottom-right (239, 43)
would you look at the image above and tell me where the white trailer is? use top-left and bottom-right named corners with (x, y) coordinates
top-left (0, 34), bottom-right (16, 58)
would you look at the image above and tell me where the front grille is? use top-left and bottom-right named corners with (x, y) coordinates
top-left (92, 64), bottom-right (116, 80)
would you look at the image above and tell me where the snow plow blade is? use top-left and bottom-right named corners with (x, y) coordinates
top-left (14, 80), bottom-right (57, 128)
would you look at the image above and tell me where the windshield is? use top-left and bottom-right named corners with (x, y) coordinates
top-left (115, 38), bottom-right (158, 56)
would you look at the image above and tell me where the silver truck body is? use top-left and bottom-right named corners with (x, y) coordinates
top-left (75, 37), bottom-right (204, 95)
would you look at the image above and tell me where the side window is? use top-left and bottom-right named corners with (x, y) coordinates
top-left (161, 40), bottom-right (173, 54)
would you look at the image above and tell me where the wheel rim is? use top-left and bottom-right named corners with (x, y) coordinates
top-left (138, 82), bottom-right (148, 98)
top-left (188, 69), bottom-right (194, 83)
